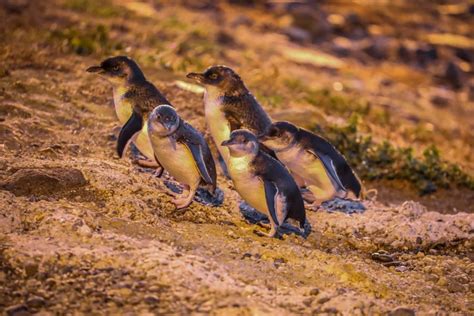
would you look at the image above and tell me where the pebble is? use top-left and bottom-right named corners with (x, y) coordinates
top-left (395, 266), bottom-right (408, 272)
top-left (447, 279), bottom-right (465, 293)
top-left (144, 295), bottom-right (159, 305)
top-left (5, 304), bottom-right (30, 316)
top-left (309, 288), bottom-right (320, 296)
top-left (26, 295), bottom-right (46, 308)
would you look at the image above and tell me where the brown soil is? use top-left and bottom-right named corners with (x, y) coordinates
top-left (0, 1), bottom-right (473, 315)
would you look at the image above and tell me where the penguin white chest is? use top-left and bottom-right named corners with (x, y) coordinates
top-left (149, 134), bottom-right (200, 186)
top-left (113, 86), bottom-right (133, 124)
top-left (134, 124), bottom-right (155, 161)
top-left (277, 146), bottom-right (335, 197)
top-left (204, 91), bottom-right (231, 162)
top-left (228, 156), bottom-right (268, 214)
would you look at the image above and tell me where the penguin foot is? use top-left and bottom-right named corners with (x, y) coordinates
top-left (172, 197), bottom-right (193, 210)
top-left (133, 158), bottom-right (159, 168)
top-left (253, 226), bottom-right (279, 238)
top-left (153, 167), bottom-right (164, 178)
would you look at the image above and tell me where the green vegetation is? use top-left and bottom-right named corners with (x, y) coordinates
top-left (49, 24), bottom-right (122, 56)
top-left (313, 115), bottom-right (474, 195)
top-left (63, 0), bottom-right (123, 17)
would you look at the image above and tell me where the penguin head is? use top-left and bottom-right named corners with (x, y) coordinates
top-left (186, 65), bottom-right (245, 94)
top-left (221, 129), bottom-right (259, 158)
top-left (86, 56), bottom-right (145, 84)
top-left (148, 105), bottom-right (180, 136)
top-left (259, 121), bottom-right (298, 152)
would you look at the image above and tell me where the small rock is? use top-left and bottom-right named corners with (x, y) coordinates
top-left (24, 262), bottom-right (38, 277)
top-left (303, 297), bottom-right (313, 307)
top-left (26, 295), bottom-right (45, 308)
top-left (388, 307), bottom-right (416, 316)
top-left (273, 257), bottom-right (286, 268)
top-left (144, 295), bottom-right (159, 305)
top-left (284, 27), bottom-right (311, 43)
top-left (5, 304), bottom-right (30, 316)
top-left (371, 252), bottom-right (394, 263)
top-left (447, 279), bottom-right (465, 293)
top-left (395, 266), bottom-right (408, 273)
top-left (363, 37), bottom-right (389, 60)
top-left (317, 297), bottom-right (331, 304)
top-left (1, 168), bottom-right (87, 197)
top-left (309, 288), bottom-right (320, 296)
top-left (430, 95), bottom-right (449, 108)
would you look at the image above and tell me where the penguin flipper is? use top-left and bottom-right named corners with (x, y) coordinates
top-left (306, 149), bottom-right (346, 192)
top-left (186, 143), bottom-right (213, 185)
top-left (154, 154), bottom-right (164, 177)
top-left (117, 111), bottom-right (143, 158)
top-left (263, 180), bottom-right (280, 227)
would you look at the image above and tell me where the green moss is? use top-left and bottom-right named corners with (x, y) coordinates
top-left (49, 24), bottom-right (122, 56)
top-left (63, 0), bottom-right (123, 17)
top-left (313, 115), bottom-right (474, 195)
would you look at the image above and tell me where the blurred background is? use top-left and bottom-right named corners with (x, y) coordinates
top-left (1, 0), bottom-right (473, 212)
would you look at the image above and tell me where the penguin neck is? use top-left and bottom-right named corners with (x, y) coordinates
top-left (272, 138), bottom-right (298, 153)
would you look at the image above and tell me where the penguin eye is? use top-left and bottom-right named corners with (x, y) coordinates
top-left (112, 65), bottom-right (120, 72)
top-left (209, 73), bottom-right (218, 80)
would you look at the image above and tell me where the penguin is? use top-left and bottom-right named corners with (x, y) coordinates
top-left (221, 129), bottom-right (306, 237)
top-left (86, 56), bottom-right (170, 168)
top-left (259, 121), bottom-right (362, 205)
top-left (146, 105), bottom-right (217, 209)
top-left (186, 66), bottom-right (273, 175)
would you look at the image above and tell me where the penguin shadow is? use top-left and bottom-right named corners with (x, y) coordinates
top-left (317, 197), bottom-right (366, 214)
top-left (239, 202), bottom-right (311, 239)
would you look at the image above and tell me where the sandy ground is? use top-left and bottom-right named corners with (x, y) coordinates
top-left (0, 1), bottom-right (473, 315)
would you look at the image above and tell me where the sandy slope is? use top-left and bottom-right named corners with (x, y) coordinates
top-left (0, 1), bottom-right (473, 315)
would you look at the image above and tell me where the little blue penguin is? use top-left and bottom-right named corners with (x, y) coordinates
top-left (259, 121), bottom-right (362, 204)
top-left (86, 56), bottom-right (170, 168)
top-left (221, 129), bottom-right (306, 237)
top-left (147, 105), bottom-right (217, 209)
top-left (186, 66), bottom-right (274, 176)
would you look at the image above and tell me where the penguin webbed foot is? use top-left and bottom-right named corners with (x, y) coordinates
top-left (172, 187), bottom-right (196, 210)
top-left (133, 158), bottom-right (160, 169)
top-left (253, 225), bottom-right (279, 238)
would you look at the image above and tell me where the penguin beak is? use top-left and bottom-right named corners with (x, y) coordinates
top-left (86, 65), bottom-right (104, 74)
top-left (221, 139), bottom-right (236, 147)
top-left (186, 72), bottom-right (205, 83)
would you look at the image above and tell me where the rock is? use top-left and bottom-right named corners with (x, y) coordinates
top-left (317, 297), bottom-right (331, 304)
top-left (303, 297), bottom-right (313, 307)
top-left (5, 304), bottom-right (30, 316)
top-left (144, 295), bottom-right (159, 305)
top-left (447, 279), bottom-right (465, 293)
top-left (430, 95), bottom-right (449, 108)
top-left (1, 168), bottom-right (87, 197)
top-left (371, 252), bottom-right (394, 263)
top-left (290, 5), bottom-right (332, 40)
top-left (309, 288), bottom-right (320, 296)
top-left (284, 27), bottom-right (311, 43)
top-left (444, 62), bottom-right (463, 89)
top-left (363, 37), bottom-right (389, 60)
top-left (24, 262), bottom-right (38, 277)
top-left (389, 307), bottom-right (416, 316)
top-left (395, 265), bottom-right (409, 272)
top-left (26, 295), bottom-right (46, 308)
